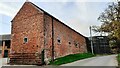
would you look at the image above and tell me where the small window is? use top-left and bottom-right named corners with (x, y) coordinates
top-left (74, 42), bottom-right (79, 48)
top-left (57, 37), bottom-right (61, 44)
top-left (75, 43), bottom-right (78, 47)
top-left (69, 41), bottom-right (71, 44)
top-left (24, 37), bottom-right (28, 43)
top-left (58, 39), bottom-right (60, 43)
top-left (68, 41), bottom-right (71, 47)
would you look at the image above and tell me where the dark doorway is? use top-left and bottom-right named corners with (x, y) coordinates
top-left (41, 50), bottom-right (44, 64)
top-left (4, 50), bottom-right (8, 57)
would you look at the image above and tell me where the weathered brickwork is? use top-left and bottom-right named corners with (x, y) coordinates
top-left (10, 2), bottom-right (87, 65)
top-left (44, 14), bottom-right (53, 62)
top-left (53, 19), bottom-right (87, 58)
top-left (10, 2), bottom-right (44, 65)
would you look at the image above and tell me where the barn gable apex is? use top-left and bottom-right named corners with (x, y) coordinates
top-left (11, 2), bottom-right (43, 22)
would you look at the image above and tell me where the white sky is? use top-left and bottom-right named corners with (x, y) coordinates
top-left (0, 0), bottom-right (119, 37)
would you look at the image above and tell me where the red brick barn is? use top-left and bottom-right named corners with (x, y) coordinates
top-left (10, 1), bottom-right (87, 65)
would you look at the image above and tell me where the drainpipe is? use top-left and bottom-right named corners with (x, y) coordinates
top-left (51, 18), bottom-right (54, 62)
top-left (43, 14), bottom-right (46, 64)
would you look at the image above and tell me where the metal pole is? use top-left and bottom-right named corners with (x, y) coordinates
top-left (90, 26), bottom-right (94, 54)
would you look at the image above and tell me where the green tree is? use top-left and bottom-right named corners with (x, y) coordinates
top-left (95, 2), bottom-right (120, 53)
top-left (98, 2), bottom-right (120, 33)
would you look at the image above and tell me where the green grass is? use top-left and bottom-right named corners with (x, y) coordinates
top-left (117, 54), bottom-right (120, 66)
top-left (49, 53), bottom-right (95, 65)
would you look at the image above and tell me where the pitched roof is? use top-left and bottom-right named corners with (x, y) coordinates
top-left (0, 34), bottom-right (11, 41)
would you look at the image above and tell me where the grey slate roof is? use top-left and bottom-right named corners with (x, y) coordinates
top-left (0, 34), bottom-right (11, 41)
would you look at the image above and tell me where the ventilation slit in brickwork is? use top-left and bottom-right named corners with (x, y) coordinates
top-left (24, 37), bottom-right (28, 43)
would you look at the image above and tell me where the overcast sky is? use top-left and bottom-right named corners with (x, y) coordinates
top-left (0, 0), bottom-right (119, 37)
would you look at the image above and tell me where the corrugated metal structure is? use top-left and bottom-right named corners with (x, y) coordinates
top-left (88, 36), bottom-right (111, 54)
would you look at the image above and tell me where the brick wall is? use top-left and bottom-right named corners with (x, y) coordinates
top-left (43, 14), bottom-right (87, 60)
top-left (44, 14), bottom-right (53, 63)
top-left (53, 18), bottom-right (87, 58)
top-left (10, 2), bottom-right (87, 65)
top-left (10, 2), bottom-right (44, 65)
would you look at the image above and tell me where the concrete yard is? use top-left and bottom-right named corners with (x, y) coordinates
top-left (0, 58), bottom-right (7, 68)
top-left (0, 55), bottom-right (118, 67)
top-left (62, 55), bottom-right (118, 66)
top-left (0, 58), bottom-right (36, 67)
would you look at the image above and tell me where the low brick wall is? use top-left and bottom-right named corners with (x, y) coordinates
top-left (9, 53), bottom-right (42, 65)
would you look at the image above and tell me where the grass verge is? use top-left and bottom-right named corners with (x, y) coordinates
top-left (49, 53), bottom-right (95, 65)
top-left (117, 54), bottom-right (120, 67)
